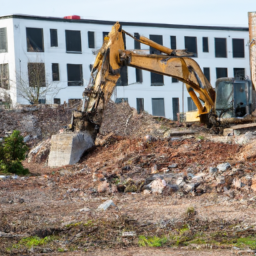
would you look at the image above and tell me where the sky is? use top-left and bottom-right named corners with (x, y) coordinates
top-left (0, 0), bottom-right (256, 27)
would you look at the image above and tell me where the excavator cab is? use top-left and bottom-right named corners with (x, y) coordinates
top-left (215, 78), bottom-right (253, 119)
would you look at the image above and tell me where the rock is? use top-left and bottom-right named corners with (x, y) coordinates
top-left (176, 177), bottom-right (185, 187)
top-left (28, 139), bottom-right (51, 163)
top-left (209, 167), bottom-right (218, 175)
top-left (183, 183), bottom-right (195, 193)
top-left (79, 207), bottom-right (90, 212)
top-left (97, 200), bottom-right (116, 211)
top-left (144, 135), bottom-right (156, 143)
top-left (59, 170), bottom-right (71, 176)
top-left (233, 178), bottom-right (242, 189)
top-left (168, 163), bottom-right (178, 168)
top-left (19, 198), bottom-right (24, 204)
top-left (151, 164), bottom-right (158, 174)
top-left (97, 180), bottom-right (110, 193)
top-left (122, 231), bottom-right (136, 237)
top-left (217, 163), bottom-right (231, 172)
top-left (162, 184), bottom-right (179, 195)
top-left (111, 184), bottom-right (118, 193)
top-left (151, 179), bottom-right (166, 194)
top-left (23, 135), bottom-right (31, 143)
top-left (191, 173), bottom-right (205, 184)
top-left (143, 189), bottom-right (151, 195)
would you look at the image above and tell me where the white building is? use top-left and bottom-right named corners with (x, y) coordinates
top-left (0, 14), bottom-right (250, 120)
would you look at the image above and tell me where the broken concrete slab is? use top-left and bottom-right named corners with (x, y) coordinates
top-left (48, 131), bottom-right (94, 167)
top-left (223, 123), bottom-right (256, 136)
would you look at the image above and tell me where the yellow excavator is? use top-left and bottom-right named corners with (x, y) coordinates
top-left (68, 13), bottom-right (256, 142)
top-left (48, 12), bottom-right (256, 167)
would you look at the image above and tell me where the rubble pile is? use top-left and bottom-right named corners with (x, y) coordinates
top-left (0, 104), bottom-right (73, 143)
top-left (100, 101), bottom-right (184, 138)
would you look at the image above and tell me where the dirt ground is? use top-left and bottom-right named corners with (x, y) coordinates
top-left (1, 134), bottom-right (256, 255)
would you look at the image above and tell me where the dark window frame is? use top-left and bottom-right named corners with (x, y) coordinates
top-left (170, 36), bottom-right (176, 50)
top-left (134, 33), bottom-right (141, 49)
top-left (203, 67), bottom-right (210, 82)
top-left (216, 67), bottom-right (228, 79)
top-left (203, 37), bottom-right (209, 52)
top-left (115, 98), bottom-right (128, 104)
top-left (88, 31), bottom-right (95, 48)
top-left (187, 97), bottom-right (197, 111)
top-left (54, 98), bottom-right (61, 104)
top-left (65, 30), bottom-right (82, 53)
top-left (28, 63), bottom-right (46, 88)
top-left (67, 64), bottom-right (83, 86)
top-left (234, 68), bottom-right (245, 79)
top-left (116, 66), bottom-right (128, 86)
top-left (52, 63), bottom-right (59, 81)
top-left (232, 38), bottom-right (245, 58)
top-left (136, 68), bottom-right (143, 83)
top-left (185, 36), bottom-right (197, 57)
top-left (50, 29), bottom-right (58, 47)
top-left (172, 77), bottom-right (178, 83)
top-left (0, 27), bottom-right (8, 53)
top-left (136, 98), bottom-right (144, 114)
top-left (152, 98), bottom-right (165, 117)
top-left (150, 35), bottom-right (164, 86)
top-left (26, 27), bottom-right (44, 52)
top-left (215, 38), bottom-right (227, 58)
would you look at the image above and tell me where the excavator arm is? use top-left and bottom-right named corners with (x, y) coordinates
top-left (70, 22), bottom-right (216, 140)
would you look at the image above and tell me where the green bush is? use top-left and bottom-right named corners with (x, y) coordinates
top-left (0, 130), bottom-right (29, 175)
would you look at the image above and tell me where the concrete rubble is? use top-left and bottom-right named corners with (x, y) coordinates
top-left (3, 102), bottom-right (256, 254)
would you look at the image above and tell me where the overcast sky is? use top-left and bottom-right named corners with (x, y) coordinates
top-left (1, 0), bottom-right (256, 27)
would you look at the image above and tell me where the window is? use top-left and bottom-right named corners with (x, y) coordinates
top-left (216, 68), bottom-right (228, 79)
top-left (26, 28), bottom-right (44, 52)
top-left (0, 64), bottom-right (9, 89)
top-left (115, 98), bottom-right (128, 104)
top-left (54, 98), bottom-right (61, 104)
top-left (215, 38), bottom-right (227, 58)
top-left (67, 64), bottom-right (83, 86)
top-left (170, 36), bottom-right (176, 49)
top-left (152, 98), bottom-right (165, 117)
top-left (50, 29), bottom-right (58, 47)
top-left (234, 68), bottom-right (245, 79)
top-left (172, 78), bottom-right (178, 83)
top-left (38, 99), bottom-right (46, 104)
top-left (88, 31), bottom-right (95, 48)
top-left (136, 68), bottom-right (143, 83)
top-left (65, 30), bottom-right (82, 53)
top-left (137, 98), bottom-right (144, 114)
top-left (187, 97), bottom-right (197, 111)
top-left (185, 36), bottom-right (197, 57)
top-left (116, 66), bottom-right (128, 86)
top-left (149, 35), bottom-right (163, 54)
top-left (203, 67), bottom-right (210, 82)
top-left (232, 39), bottom-right (244, 58)
top-left (150, 35), bottom-right (164, 85)
top-left (0, 27), bottom-right (7, 53)
top-left (103, 31), bottom-right (108, 42)
top-left (68, 99), bottom-right (81, 107)
top-left (134, 33), bottom-right (141, 49)
top-left (28, 63), bottom-right (45, 87)
top-left (172, 98), bottom-right (179, 121)
top-left (52, 63), bottom-right (59, 81)
top-left (203, 37), bottom-right (208, 52)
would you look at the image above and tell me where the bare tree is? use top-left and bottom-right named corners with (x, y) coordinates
top-left (17, 62), bottom-right (66, 104)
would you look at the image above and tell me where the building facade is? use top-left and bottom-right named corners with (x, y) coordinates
top-left (0, 14), bottom-right (250, 120)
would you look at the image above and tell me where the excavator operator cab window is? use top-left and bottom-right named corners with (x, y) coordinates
top-left (215, 78), bottom-right (252, 119)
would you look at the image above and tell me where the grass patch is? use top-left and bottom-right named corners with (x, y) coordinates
top-left (138, 235), bottom-right (168, 247)
top-left (235, 237), bottom-right (256, 250)
top-left (11, 235), bottom-right (56, 249)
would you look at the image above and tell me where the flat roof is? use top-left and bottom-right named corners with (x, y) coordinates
top-left (0, 14), bottom-right (249, 31)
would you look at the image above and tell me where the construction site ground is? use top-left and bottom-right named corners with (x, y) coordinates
top-left (2, 102), bottom-right (256, 255)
